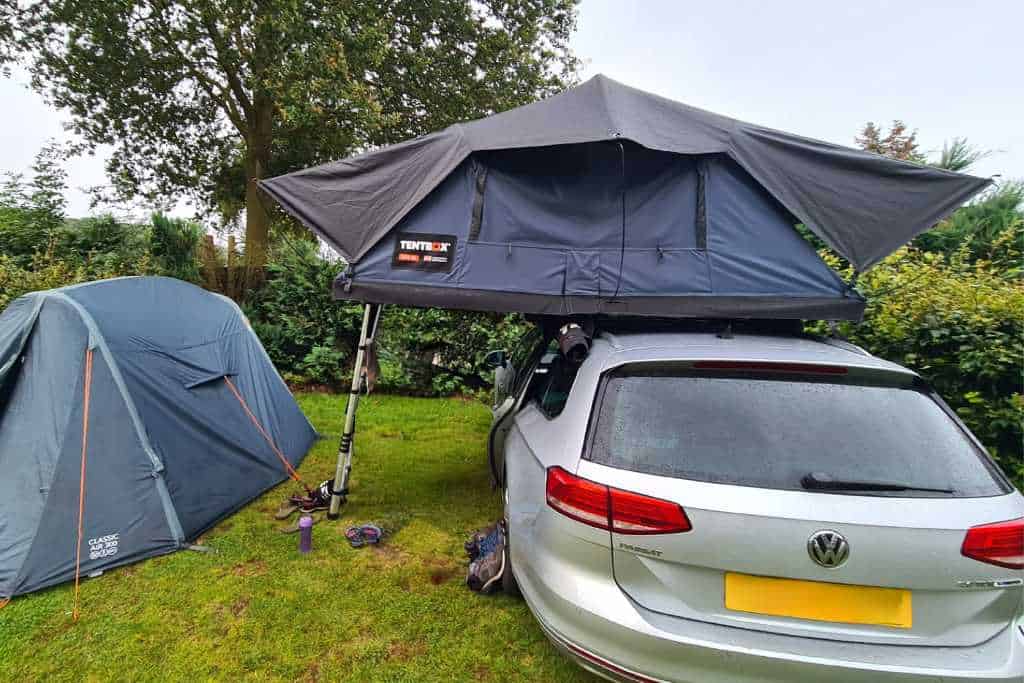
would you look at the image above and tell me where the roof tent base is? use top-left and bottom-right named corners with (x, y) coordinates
top-left (334, 280), bottom-right (866, 322)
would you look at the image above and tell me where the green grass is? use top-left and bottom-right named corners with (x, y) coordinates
top-left (0, 393), bottom-right (597, 682)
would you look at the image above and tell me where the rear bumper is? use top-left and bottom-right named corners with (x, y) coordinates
top-left (516, 532), bottom-right (1024, 683)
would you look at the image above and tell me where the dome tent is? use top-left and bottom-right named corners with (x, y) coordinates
top-left (261, 74), bottom-right (990, 322)
top-left (0, 277), bottom-right (316, 600)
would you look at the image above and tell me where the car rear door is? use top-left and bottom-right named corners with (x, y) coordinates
top-left (576, 361), bottom-right (1023, 647)
top-left (488, 326), bottom-right (546, 486)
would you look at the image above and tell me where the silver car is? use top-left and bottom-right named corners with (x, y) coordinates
top-left (487, 325), bottom-right (1024, 682)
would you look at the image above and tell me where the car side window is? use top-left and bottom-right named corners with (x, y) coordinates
top-left (526, 345), bottom-right (580, 419)
top-left (508, 329), bottom-right (548, 401)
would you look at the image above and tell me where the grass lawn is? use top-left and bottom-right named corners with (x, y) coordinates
top-left (0, 393), bottom-right (597, 682)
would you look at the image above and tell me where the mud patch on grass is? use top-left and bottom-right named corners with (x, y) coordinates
top-left (424, 555), bottom-right (460, 585)
top-left (387, 638), bottom-right (428, 662)
top-left (226, 558), bottom-right (268, 577)
top-left (363, 544), bottom-right (410, 569)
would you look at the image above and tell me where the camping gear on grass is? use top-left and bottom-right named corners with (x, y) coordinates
top-left (260, 75), bottom-right (990, 516)
top-left (0, 276), bottom-right (317, 602)
top-left (275, 478), bottom-right (335, 519)
top-left (344, 524), bottom-right (383, 548)
top-left (298, 515), bottom-right (314, 553)
top-left (465, 522), bottom-right (506, 594)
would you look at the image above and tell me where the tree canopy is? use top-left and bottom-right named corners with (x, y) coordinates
top-left (7, 0), bottom-right (580, 271)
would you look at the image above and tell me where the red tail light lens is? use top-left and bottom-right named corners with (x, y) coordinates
top-left (545, 466), bottom-right (610, 528)
top-left (609, 487), bottom-right (692, 534)
top-left (546, 466), bottom-right (691, 535)
top-left (961, 518), bottom-right (1024, 569)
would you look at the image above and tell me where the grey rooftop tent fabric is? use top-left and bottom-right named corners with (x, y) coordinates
top-left (261, 74), bottom-right (989, 320)
top-left (0, 277), bottom-right (317, 599)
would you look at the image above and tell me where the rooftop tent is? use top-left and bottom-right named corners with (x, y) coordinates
top-left (0, 277), bottom-right (317, 600)
top-left (261, 74), bottom-right (990, 321)
top-left (259, 74), bottom-right (992, 519)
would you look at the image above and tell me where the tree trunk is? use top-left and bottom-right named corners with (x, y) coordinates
top-left (243, 94), bottom-right (274, 285)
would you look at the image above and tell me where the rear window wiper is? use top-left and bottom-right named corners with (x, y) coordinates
top-left (801, 472), bottom-right (954, 494)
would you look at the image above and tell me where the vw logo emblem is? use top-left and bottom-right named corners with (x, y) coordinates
top-left (807, 530), bottom-right (849, 568)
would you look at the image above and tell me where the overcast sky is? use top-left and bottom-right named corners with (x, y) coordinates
top-left (1, 0), bottom-right (1020, 217)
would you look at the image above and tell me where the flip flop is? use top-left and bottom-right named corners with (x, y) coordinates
top-left (278, 512), bottom-right (323, 534)
top-left (345, 524), bottom-right (384, 548)
top-left (360, 524), bottom-right (383, 545)
top-left (274, 500), bottom-right (300, 520)
top-left (275, 490), bottom-right (331, 520)
top-left (344, 526), bottom-right (365, 547)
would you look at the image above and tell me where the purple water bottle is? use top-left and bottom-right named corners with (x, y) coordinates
top-left (298, 515), bottom-right (314, 554)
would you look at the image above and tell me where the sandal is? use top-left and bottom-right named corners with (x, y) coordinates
top-left (345, 524), bottom-right (383, 548)
top-left (274, 499), bottom-right (301, 520)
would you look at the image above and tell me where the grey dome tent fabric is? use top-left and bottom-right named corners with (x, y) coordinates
top-left (0, 277), bottom-right (317, 599)
top-left (261, 74), bottom-right (990, 320)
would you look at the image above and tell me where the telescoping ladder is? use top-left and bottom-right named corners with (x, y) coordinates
top-left (328, 303), bottom-right (383, 518)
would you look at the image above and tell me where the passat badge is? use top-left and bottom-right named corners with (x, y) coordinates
top-left (392, 232), bottom-right (456, 272)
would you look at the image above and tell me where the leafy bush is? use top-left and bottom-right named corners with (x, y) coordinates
top-left (376, 307), bottom-right (530, 396)
top-left (241, 236), bottom-right (530, 395)
top-left (147, 213), bottom-right (203, 283)
top-left (0, 145), bottom-right (68, 265)
top-left (242, 237), bottom-right (362, 379)
top-left (915, 182), bottom-right (1023, 268)
top-left (812, 237), bottom-right (1023, 486)
top-left (0, 248), bottom-right (157, 310)
top-left (0, 252), bottom-right (79, 309)
top-left (300, 342), bottom-right (348, 387)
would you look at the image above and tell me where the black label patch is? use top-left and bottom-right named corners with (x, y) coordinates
top-left (392, 232), bottom-right (457, 272)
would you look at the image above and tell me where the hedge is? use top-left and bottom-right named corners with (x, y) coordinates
top-left (811, 237), bottom-right (1023, 486)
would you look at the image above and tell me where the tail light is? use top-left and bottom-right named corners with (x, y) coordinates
top-left (546, 466), bottom-right (691, 534)
top-left (961, 518), bottom-right (1024, 569)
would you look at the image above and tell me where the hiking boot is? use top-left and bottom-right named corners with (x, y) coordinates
top-left (464, 524), bottom-right (496, 560)
top-left (466, 524), bottom-right (505, 594)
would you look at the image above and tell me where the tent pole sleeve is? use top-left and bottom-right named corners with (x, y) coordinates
top-left (328, 303), bottom-right (378, 519)
top-left (696, 159), bottom-right (708, 250)
top-left (468, 164), bottom-right (489, 241)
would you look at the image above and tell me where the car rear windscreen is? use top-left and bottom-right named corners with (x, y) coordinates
top-left (586, 368), bottom-right (1007, 497)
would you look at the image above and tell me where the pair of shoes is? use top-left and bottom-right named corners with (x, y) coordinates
top-left (466, 523), bottom-right (505, 594)
top-left (464, 524), bottom-right (495, 560)
top-left (274, 479), bottom-right (334, 519)
top-left (345, 524), bottom-right (383, 548)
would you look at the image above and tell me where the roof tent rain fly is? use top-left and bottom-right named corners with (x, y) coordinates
top-left (261, 74), bottom-right (990, 322)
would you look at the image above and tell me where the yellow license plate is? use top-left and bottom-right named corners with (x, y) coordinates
top-left (725, 573), bottom-right (912, 629)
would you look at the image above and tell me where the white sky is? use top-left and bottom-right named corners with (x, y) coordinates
top-left (1, 0), bottom-right (1020, 218)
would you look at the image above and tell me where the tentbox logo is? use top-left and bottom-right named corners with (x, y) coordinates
top-left (392, 232), bottom-right (457, 273)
